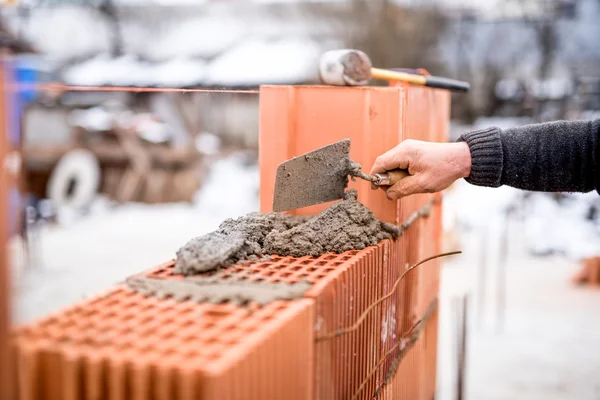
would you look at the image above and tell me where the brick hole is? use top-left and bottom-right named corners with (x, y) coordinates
top-left (308, 267), bottom-right (318, 272)
top-left (270, 257), bottom-right (282, 262)
top-left (291, 266), bottom-right (302, 271)
top-left (219, 334), bottom-right (241, 345)
top-left (315, 274), bottom-right (327, 279)
top-left (183, 349), bottom-right (200, 358)
top-left (101, 310), bottom-right (117, 319)
top-left (261, 313), bottom-right (274, 321)
top-left (136, 315), bottom-right (154, 325)
top-left (242, 325), bottom-right (256, 333)
top-left (348, 250), bottom-right (359, 255)
top-left (341, 256), bottom-right (352, 261)
top-left (263, 271), bottom-right (275, 276)
top-left (101, 298), bottom-right (121, 308)
top-left (299, 260), bottom-right (311, 265)
top-left (280, 272), bottom-right (291, 278)
top-left (204, 309), bottom-right (232, 318)
top-left (252, 277), bottom-right (265, 283)
top-left (325, 255), bottom-right (337, 260)
top-left (299, 274), bottom-right (309, 278)
top-left (80, 308), bottom-right (99, 318)
top-left (316, 261), bottom-right (328, 266)
top-left (331, 262), bottom-right (343, 266)
top-left (202, 322), bottom-right (216, 330)
top-left (179, 319), bottom-right (195, 329)
top-left (205, 352), bottom-right (221, 361)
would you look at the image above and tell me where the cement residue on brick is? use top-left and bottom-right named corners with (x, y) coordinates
top-left (126, 275), bottom-right (312, 306)
top-left (175, 189), bottom-right (398, 276)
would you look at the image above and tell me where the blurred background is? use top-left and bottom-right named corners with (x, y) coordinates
top-left (1, 0), bottom-right (599, 398)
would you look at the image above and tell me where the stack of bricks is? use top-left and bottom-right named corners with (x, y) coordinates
top-left (12, 84), bottom-right (450, 399)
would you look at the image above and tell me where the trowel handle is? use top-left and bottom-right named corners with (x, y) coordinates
top-left (373, 169), bottom-right (410, 186)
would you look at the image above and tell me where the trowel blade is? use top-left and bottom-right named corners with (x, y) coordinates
top-left (272, 139), bottom-right (352, 212)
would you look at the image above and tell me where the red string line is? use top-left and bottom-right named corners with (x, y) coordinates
top-left (5, 82), bottom-right (260, 94)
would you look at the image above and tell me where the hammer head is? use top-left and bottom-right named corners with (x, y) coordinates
top-left (319, 49), bottom-right (372, 86)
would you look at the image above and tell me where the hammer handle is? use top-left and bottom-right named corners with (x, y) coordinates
top-left (373, 169), bottom-right (410, 186)
top-left (424, 76), bottom-right (470, 92)
top-left (371, 68), bottom-right (470, 93)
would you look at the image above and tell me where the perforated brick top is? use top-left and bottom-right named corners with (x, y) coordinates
top-left (15, 284), bottom-right (310, 372)
top-left (144, 250), bottom-right (364, 296)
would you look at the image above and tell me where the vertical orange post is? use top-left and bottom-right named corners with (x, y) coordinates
top-left (0, 50), bottom-right (12, 400)
top-left (259, 85), bottom-right (406, 225)
top-left (259, 83), bottom-right (451, 399)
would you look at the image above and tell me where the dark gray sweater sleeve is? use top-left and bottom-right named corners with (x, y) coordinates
top-left (458, 119), bottom-right (600, 194)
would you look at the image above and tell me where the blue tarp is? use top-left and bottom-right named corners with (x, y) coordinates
top-left (5, 56), bottom-right (38, 235)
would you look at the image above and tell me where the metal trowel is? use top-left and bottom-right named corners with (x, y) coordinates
top-left (272, 138), bottom-right (409, 212)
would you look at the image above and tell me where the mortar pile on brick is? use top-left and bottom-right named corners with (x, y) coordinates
top-left (173, 189), bottom-right (398, 277)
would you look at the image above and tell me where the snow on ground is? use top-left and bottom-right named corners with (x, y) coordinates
top-left (11, 152), bottom-right (259, 323)
top-left (445, 180), bottom-right (600, 261)
top-left (437, 225), bottom-right (600, 400)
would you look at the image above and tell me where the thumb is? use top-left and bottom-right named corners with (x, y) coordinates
top-left (385, 175), bottom-right (423, 200)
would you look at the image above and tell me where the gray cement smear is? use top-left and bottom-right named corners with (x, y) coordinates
top-left (174, 189), bottom-right (399, 276)
top-left (175, 213), bottom-right (309, 275)
top-left (126, 275), bottom-right (312, 306)
top-left (263, 190), bottom-right (399, 257)
top-left (347, 159), bottom-right (376, 183)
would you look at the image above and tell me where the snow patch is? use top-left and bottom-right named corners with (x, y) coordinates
top-left (195, 132), bottom-right (222, 156)
top-left (193, 152), bottom-right (260, 220)
top-left (63, 55), bottom-right (206, 87)
top-left (205, 38), bottom-right (322, 86)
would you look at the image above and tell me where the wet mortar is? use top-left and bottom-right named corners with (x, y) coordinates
top-left (126, 274), bottom-right (312, 306)
top-left (263, 190), bottom-right (398, 257)
top-left (174, 189), bottom-right (398, 276)
top-left (127, 158), bottom-right (393, 306)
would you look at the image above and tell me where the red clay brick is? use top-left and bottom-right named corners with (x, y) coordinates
top-left (13, 84), bottom-right (450, 399)
top-left (14, 287), bottom-right (314, 400)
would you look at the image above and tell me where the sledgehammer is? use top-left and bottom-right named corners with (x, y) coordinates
top-left (319, 49), bottom-right (470, 92)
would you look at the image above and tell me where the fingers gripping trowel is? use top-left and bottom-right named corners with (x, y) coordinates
top-left (272, 139), bottom-right (409, 212)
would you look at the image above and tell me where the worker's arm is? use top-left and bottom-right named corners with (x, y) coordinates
top-left (370, 119), bottom-right (600, 199)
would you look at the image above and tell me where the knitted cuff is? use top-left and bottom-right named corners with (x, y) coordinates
top-left (457, 127), bottom-right (503, 187)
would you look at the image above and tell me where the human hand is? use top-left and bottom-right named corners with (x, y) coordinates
top-left (370, 140), bottom-right (472, 200)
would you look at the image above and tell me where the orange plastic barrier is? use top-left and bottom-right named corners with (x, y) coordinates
top-left (13, 84), bottom-right (450, 399)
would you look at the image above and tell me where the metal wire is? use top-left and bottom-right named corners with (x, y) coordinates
top-left (351, 298), bottom-right (440, 400)
top-left (315, 250), bottom-right (460, 342)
